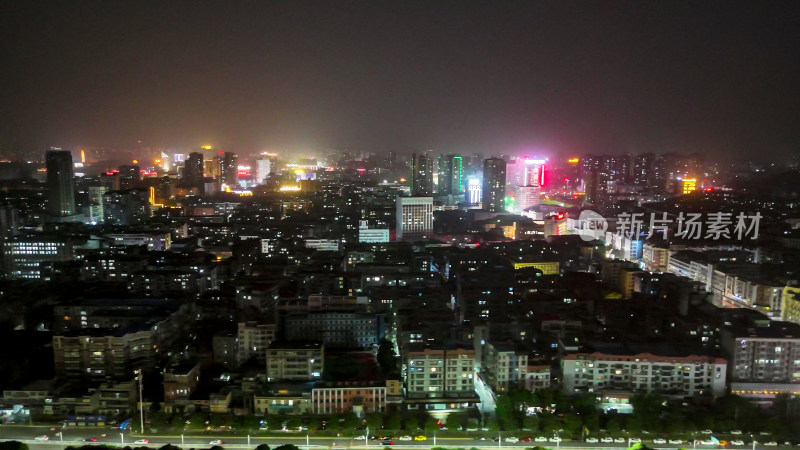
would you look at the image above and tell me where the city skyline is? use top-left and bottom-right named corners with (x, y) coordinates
top-left (0, 2), bottom-right (799, 161)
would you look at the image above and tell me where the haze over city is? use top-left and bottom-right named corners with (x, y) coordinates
top-left (1, 1), bottom-right (799, 161)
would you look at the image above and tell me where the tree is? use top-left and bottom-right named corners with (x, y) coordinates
top-left (286, 416), bottom-right (303, 430)
top-left (0, 442), bottom-right (29, 450)
top-left (274, 445), bottom-right (300, 450)
top-left (522, 415), bottom-right (539, 431)
top-left (424, 416), bottom-right (440, 433)
top-left (563, 414), bottom-right (583, 436)
top-left (366, 413), bottom-right (383, 430)
top-left (377, 339), bottom-right (400, 379)
top-left (384, 413), bottom-right (402, 430)
top-left (255, 445), bottom-right (270, 450)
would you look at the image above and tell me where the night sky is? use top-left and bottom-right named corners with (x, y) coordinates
top-left (1, 1), bottom-right (798, 160)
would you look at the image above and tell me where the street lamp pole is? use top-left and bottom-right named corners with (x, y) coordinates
top-left (498, 431), bottom-right (502, 449)
top-left (120, 433), bottom-right (124, 444)
top-left (366, 427), bottom-right (369, 447)
top-left (135, 369), bottom-right (145, 434)
top-left (248, 435), bottom-right (251, 447)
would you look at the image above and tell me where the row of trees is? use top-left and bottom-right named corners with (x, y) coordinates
top-left (493, 388), bottom-right (800, 441)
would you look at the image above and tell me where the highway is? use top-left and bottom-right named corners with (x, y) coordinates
top-left (0, 425), bottom-right (795, 450)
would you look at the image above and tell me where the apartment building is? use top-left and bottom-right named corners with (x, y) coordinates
top-left (721, 321), bottom-right (800, 400)
top-left (311, 381), bottom-right (387, 414)
top-left (561, 352), bottom-right (727, 397)
top-left (237, 321), bottom-right (277, 364)
top-left (482, 340), bottom-right (528, 393)
top-left (266, 342), bottom-right (324, 381)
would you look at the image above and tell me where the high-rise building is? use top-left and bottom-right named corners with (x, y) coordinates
top-left (516, 185), bottom-right (541, 212)
top-left (411, 153), bottom-right (433, 196)
top-left (482, 158), bottom-right (506, 212)
top-left (437, 154), bottom-right (464, 196)
top-left (466, 178), bottom-right (482, 205)
top-left (45, 150), bottom-right (76, 217)
top-left (633, 153), bottom-right (655, 186)
top-left (523, 158), bottom-right (546, 187)
top-left (221, 152), bottom-right (238, 186)
top-left (396, 196), bottom-right (433, 241)
top-left (183, 152), bottom-right (204, 187)
top-left (256, 156), bottom-right (272, 184)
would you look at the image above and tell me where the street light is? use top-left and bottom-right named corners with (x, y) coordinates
top-left (134, 369), bottom-right (144, 434)
top-left (57, 432), bottom-right (63, 442)
top-left (120, 433), bottom-right (124, 444)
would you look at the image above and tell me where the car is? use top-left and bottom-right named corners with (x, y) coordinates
top-left (549, 437), bottom-right (562, 443)
top-left (520, 437), bottom-right (533, 442)
top-left (440, 427), bottom-right (448, 431)
top-left (699, 440), bottom-right (717, 445)
top-left (505, 437), bottom-right (519, 443)
top-left (701, 430), bottom-right (713, 434)
top-left (353, 436), bottom-right (366, 441)
top-left (474, 437), bottom-right (487, 441)
top-left (209, 440), bottom-right (223, 445)
top-left (259, 426), bottom-right (268, 431)
top-left (414, 436), bottom-right (427, 441)
top-left (84, 438), bottom-right (98, 442)
top-left (669, 440), bottom-right (684, 445)
top-left (35, 436), bottom-right (49, 441)
top-left (586, 438), bottom-right (599, 443)
top-left (381, 441), bottom-right (393, 446)
top-left (731, 431), bottom-right (743, 435)
top-left (615, 438), bottom-right (626, 443)
top-left (536, 437), bottom-right (549, 443)
top-left (134, 440), bottom-right (149, 445)
top-left (731, 440), bottom-right (745, 446)
top-left (630, 438), bottom-right (642, 444)
top-left (398, 436), bottom-right (412, 441)
top-left (653, 439), bottom-right (667, 444)
top-left (760, 432), bottom-right (773, 436)
top-left (764, 442), bottom-right (778, 447)
top-left (601, 437), bottom-right (614, 443)
top-left (380, 436), bottom-right (394, 441)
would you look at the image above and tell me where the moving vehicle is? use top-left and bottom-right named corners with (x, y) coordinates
top-left (614, 437), bottom-right (626, 443)
top-left (731, 440), bottom-right (745, 446)
top-left (414, 436), bottom-right (427, 441)
top-left (381, 441), bottom-right (393, 446)
top-left (535, 437), bottom-right (548, 443)
top-left (653, 438), bottom-right (667, 444)
top-left (134, 439), bottom-right (149, 444)
top-left (585, 438), bottom-right (598, 443)
top-left (209, 440), bottom-right (223, 445)
top-left (353, 436), bottom-right (366, 441)
top-left (84, 438), bottom-right (98, 442)
top-left (630, 438), bottom-right (642, 443)
top-left (549, 437), bottom-right (562, 443)
top-left (398, 436), bottom-right (411, 441)
top-left (601, 437), bottom-right (614, 443)
top-left (35, 436), bottom-right (49, 441)
top-left (505, 437), bottom-right (519, 443)
top-left (669, 440), bottom-right (684, 444)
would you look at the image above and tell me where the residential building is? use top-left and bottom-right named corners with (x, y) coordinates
top-left (266, 342), bottom-right (324, 381)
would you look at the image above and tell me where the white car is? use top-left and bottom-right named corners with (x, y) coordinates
top-left (669, 439), bottom-right (683, 445)
top-left (700, 430), bottom-right (713, 434)
top-left (614, 438), bottom-right (626, 443)
top-left (586, 438), bottom-right (599, 443)
top-left (764, 442), bottom-right (778, 447)
top-left (731, 431), bottom-right (743, 435)
top-left (35, 436), bottom-right (49, 441)
top-left (209, 440), bottom-right (223, 445)
top-left (653, 438), bottom-right (667, 444)
top-left (731, 440), bottom-right (745, 446)
top-left (398, 436), bottom-right (412, 441)
top-left (134, 440), bottom-right (149, 445)
top-left (601, 437), bottom-right (614, 443)
top-left (353, 436), bottom-right (366, 441)
top-left (549, 437), bottom-right (562, 443)
top-left (630, 438), bottom-right (642, 444)
top-left (535, 437), bottom-right (549, 443)
top-left (699, 440), bottom-right (717, 445)
top-left (505, 437), bottom-right (519, 443)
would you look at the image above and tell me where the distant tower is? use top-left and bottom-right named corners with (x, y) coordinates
top-left (45, 150), bottom-right (76, 217)
top-left (411, 153), bottom-right (433, 196)
top-left (256, 156), bottom-right (272, 184)
top-left (437, 154), bottom-right (464, 196)
top-left (396, 196), bottom-right (433, 241)
top-left (183, 152), bottom-right (204, 187)
top-left (482, 158), bottom-right (506, 212)
top-left (221, 152), bottom-right (238, 186)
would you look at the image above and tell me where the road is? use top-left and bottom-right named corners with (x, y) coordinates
top-left (0, 425), bottom-right (795, 450)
